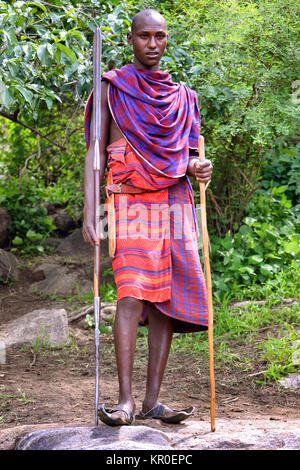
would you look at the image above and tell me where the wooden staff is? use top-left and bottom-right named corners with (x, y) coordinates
top-left (92, 26), bottom-right (102, 427)
top-left (198, 135), bottom-right (216, 432)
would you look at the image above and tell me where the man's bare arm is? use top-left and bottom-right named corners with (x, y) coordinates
top-left (82, 80), bottom-right (110, 246)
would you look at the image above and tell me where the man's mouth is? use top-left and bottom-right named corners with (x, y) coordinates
top-left (146, 52), bottom-right (159, 56)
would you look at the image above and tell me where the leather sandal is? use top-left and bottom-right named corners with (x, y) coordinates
top-left (135, 402), bottom-right (195, 424)
top-left (98, 403), bottom-right (134, 426)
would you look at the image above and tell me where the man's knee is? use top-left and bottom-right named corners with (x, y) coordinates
top-left (116, 297), bottom-right (144, 320)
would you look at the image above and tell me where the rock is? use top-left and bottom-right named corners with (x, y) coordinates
top-left (14, 425), bottom-right (173, 450)
top-left (165, 418), bottom-right (300, 450)
top-left (40, 201), bottom-right (57, 215)
top-left (29, 257), bottom-right (114, 296)
top-left (279, 373), bottom-right (300, 390)
top-left (86, 258), bottom-right (114, 284)
top-left (56, 228), bottom-right (109, 259)
top-left (51, 213), bottom-right (76, 236)
top-left (29, 269), bottom-right (46, 283)
top-left (5, 418), bottom-right (300, 451)
top-left (54, 228), bottom-right (113, 284)
top-left (29, 263), bottom-right (92, 296)
top-left (0, 208), bottom-right (11, 247)
top-left (42, 237), bottom-right (61, 250)
top-left (41, 202), bottom-right (78, 235)
top-left (1, 418), bottom-right (300, 451)
top-left (0, 308), bottom-right (68, 349)
top-left (0, 248), bottom-right (19, 282)
top-left (101, 305), bottom-right (117, 322)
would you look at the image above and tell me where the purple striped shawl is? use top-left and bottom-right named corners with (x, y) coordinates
top-left (84, 64), bottom-right (201, 179)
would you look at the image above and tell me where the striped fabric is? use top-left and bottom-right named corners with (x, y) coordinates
top-left (105, 139), bottom-right (208, 333)
top-left (84, 65), bottom-right (201, 179)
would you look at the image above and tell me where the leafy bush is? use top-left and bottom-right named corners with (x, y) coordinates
top-left (240, 260), bottom-right (300, 303)
top-left (261, 144), bottom-right (300, 205)
top-left (163, 0), bottom-right (300, 234)
top-left (210, 184), bottom-right (300, 301)
top-left (1, 0), bottom-right (299, 238)
top-left (0, 175), bottom-right (55, 255)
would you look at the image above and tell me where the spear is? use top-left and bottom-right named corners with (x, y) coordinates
top-left (198, 135), bottom-right (216, 432)
top-left (92, 26), bottom-right (102, 427)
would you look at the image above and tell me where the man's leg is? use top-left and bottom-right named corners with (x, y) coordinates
top-left (140, 305), bottom-right (195, 421)
top-left (142, 304), bottom-right (174, 413)
top-left (108, 296), bottom-right (143, 421)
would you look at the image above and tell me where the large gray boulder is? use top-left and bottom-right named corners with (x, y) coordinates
top-left (2, 418), bottom-right (300, 451)
top-left (0, 308), bottom-right (69, 349)
top-left (15, 425), bottom-right (173, 450)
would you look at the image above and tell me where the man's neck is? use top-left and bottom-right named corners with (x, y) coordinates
top-left (132, 58), bottom-right (160, 71)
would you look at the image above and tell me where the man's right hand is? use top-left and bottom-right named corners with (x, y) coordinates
top-left (82, 210), bottom-right (99, 247)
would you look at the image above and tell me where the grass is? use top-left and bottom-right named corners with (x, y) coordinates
top-left (0, 387), bottom-right (35, 406)
top-left (29, 258), bottom-right (300, 385)
top-left (255, 326), bottom-right (299, 383)
top-left (170, 263), bottom-right (300, 384)
top-left (0, 387), bottom-right (35, 426)
top-left (235, 260), bottom-right (300, 303)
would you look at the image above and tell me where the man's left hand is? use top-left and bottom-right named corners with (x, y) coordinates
top-left (192, 159), bottom-right (213, 183)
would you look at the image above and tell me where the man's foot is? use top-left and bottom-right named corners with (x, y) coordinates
top-left (98, 402), bottom-right (135, 427)
top-left (136, 402), bottom-right (195, 424)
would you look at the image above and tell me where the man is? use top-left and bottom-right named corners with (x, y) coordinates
top-left (83, 9), bottom-right (213, 426)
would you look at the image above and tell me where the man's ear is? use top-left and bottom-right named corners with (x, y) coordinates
top-left (127, 32), bottom-right (133, 45)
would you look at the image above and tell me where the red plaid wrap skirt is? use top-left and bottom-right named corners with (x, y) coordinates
top-left (105, 138), bottom-right (208, 333)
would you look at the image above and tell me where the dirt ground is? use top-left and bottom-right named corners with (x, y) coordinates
top-left (0, 266), bottom-right (300, 433)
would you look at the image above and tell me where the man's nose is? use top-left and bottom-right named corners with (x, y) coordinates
top-left (148, 36), bottom-right (156, 48)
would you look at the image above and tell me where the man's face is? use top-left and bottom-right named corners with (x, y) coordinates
top-left (127, 14), bottom-right (168, 70)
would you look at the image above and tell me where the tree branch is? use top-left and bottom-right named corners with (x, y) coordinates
top-left (0, 111), bottom-right (67, 151)
top-left (237, 183), bottom-right (263, 226)
top-left (207, 188), bottom-right (223, 217)
top-left (229, 153), bottom-right (254, 190)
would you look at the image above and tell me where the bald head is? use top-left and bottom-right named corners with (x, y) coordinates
top-left (128, 9), bottom-right (168, 71)
top-left (131, 9), bottom-right (167, 34)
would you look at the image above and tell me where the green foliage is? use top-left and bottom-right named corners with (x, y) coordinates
top-left (209, 179), bottom-right (300, 301)
top-left (255, 327), bottom-right (299, 383)
top-left (0, 0), bottom-right (182, 115)
top-left (158, 0), bottom-right (300, 233)
top-left (1, 0), bottom-right (299, 234)
top-left (171, 294), bottom-right (300, 383)
top-left (172, 298), bottom-right (300, 352)
top-left (261, 144), bottom-right (300, 205)
top-left (240, 260), bottom-right (300, 304)
top-left (0, 0), bottom-right (299, 309)
top-left (0, 0), bottom-right (92, 114)
top-left (0, 175), bottom-right (55, 255)
top-left (100, 281), bottom-right (117, 302)
top-left (84, 314), bottom-right (113, 334)
top-left (0, 0), bottom-right (189, 245)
